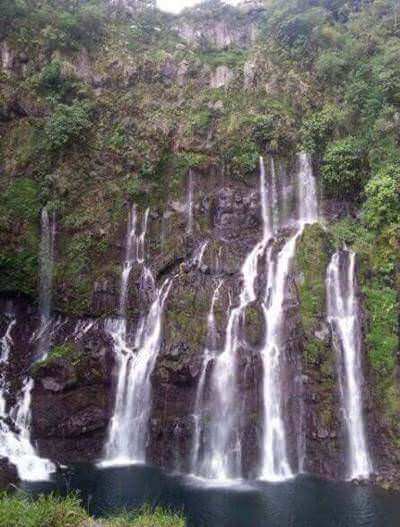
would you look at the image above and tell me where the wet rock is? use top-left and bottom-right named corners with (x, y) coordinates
top-left (244, 301), bottom-right (265, 347)
top-left (31, 327), bottom-right (115, 464)
top-left (0, 457), bottom-right (18, 489)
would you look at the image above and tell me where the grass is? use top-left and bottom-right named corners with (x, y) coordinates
top-left (0, 493), bottom-right (87, 527)
top-left (0, 493), bottom-right (185, 527)
top-left (103, 506), bottom-right (185, 527)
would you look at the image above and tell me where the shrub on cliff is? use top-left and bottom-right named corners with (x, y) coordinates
top-left (321, 137), bottom-right (365, 200)
top-left (362, 163), bottom-right (400, 230)
top-left (44, 101), bottom-right (92, 152)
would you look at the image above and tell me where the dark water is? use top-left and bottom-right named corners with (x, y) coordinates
top-left (22, 464), bottom-right (400, 527)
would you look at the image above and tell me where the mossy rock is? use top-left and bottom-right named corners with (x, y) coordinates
top-left (295, 223), bottom-right (334, 368)
top-left (243, 301), bottom-right (265, 347)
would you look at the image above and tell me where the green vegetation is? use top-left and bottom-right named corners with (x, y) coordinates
top-left (0, 493), bottom-right (184, 527)
top-left (44, 101), bottom-right (93, 152)
top-left (0, 0), bottom-right (397, 315)
top-left (0, 0), bottom-right (398, 434)
top-left (31, 343), bottom-right (81, 378)
top-left (102, 505), bottom-right (185, 527)
top-left (48, 343), bottom-right (77, 361)
top-left (295, 224), bottom-right (332, 367)
top-left (320, 137), bottom-right (365, 200)
top-left (0, 493), bottom-right (86, 527)
top-left (364, 282), bottom-right (397, 376)
top-left (0, 0), bottom-right (398, 491)
top-left (363, 163), bottom-right (400, 230)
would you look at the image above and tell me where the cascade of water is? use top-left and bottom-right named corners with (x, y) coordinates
top-left (190, 153), bottom-right (318, 481)
top-left (196, 157), bottom-right (271, 480)
top-left (190, 279), bottom-right (224, 473)
top-left (37, 208), bottom-right (56, 359)
top-left (326, 250), bottom-right (372, 480)
top-left (0, 317), bottom-right (15, 415)
top-left (102, 206), bottom-right (174, 465)
top-left (0, 316), bottom-right (54, 481)
top-left (187, 169), bottom-right (194, 234)
top-left (119, 205), bottom-right (138, 318)
top-left (259, 237), bottom-right (297, 480)
top-left (259, 152), bottom-right (319, 481)
top-left (7, 206), bottom-right (58, 480)
top-left (137, 208), bottom-right (149, 264)
top-left (192, 241), bottom-right (209, 269)
top-left (9, 208), bottom-right (58, 478)
top-left (103, 278), bottom-right (173, 464)
top-left (298, 152), bottom-right (319, 225)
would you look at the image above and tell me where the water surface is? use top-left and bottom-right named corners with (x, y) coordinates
top-left (22, 464), bottom-right (400, 527)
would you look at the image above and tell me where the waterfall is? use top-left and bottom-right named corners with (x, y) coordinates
top-left (259, 239), bottom-right (297, 480)
top-left (297, 152), bottom-right (319, 224)
top-left (192, 241), bottom-right (209, 269)
top-left (326, 250), bottom-right (372, 480)
top-left (103, 279), bottom-right (172, 464)
top-left (1, 206), bottom-right (58, 480)
top-left (119, 205), bottom-right (138, 318)
top-left (189, 153), bottom-right (319, 481)
top-left (187, 169), bottom-right (194, 234)
top-left (102, 206), bottom-right (173, 465)
top-left (0, 315), bottom-right (54, 481)
top-left (37, 207), bottom-right (56, 359)
top-left (259, 152), bottom-right (318, 480)
top-left (195, 157), bottom-right (271, 480)
top-left (0, 317), bottom-right (15, 416)
top-left (190, 279), bottom-right (224, 474)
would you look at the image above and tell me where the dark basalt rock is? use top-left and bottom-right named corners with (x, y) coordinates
top-left (0, 457), bottom-right (18, 490)
top-left (31, 327), bottom-right (115, 464)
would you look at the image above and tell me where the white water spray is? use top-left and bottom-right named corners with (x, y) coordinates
top-left (102, 206), bottom-right (174, 465)
top-left (191, 279), bottom-right (224, 474)
top-left (103, 278), bottom-right (173, 464)
top-left (187, 170), bottom-right (194, 234)
top-left (259, 152), bottom-right (319, 481)
top-left (197, 157), bottom-right (272, 480)
top-left (37, 208), bottom-right (56, 359)
top-left (326, 250), bottom-right (372, 480)
top-left (0, 315), bottom-right (54, 481)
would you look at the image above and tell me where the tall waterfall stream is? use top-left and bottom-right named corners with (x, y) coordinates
top-left (0, 209), bottom-right (56, 480)
top-left (327, 250), bottom-right (372, 480)
top-left (102, 206), bottom-right (174, 465)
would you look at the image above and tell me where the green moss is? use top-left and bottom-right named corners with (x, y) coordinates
top-left (244, 303), bottom-right (264, 346)
top-left (165, 277), bottom-right (210, 355)
top-left (296, 224), bottom-right (331, 331)
top-left (32, 342), bottom-right (81, 375)
top-left (1, 178), bottom-right (40, 223)
top-left (0, 178), bottom-right (40, 296)
top-left (0, 250), bottom-right (38, 296)
top-left (50, 343), bottom-right (77, 361)
top-left (197, 48), bottom-right (247, 68)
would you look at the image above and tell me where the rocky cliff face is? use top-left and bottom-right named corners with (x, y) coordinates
top-left (1, 162), bottom-right (398, 487)
top-left (0, 0), bottom-right (399, 490)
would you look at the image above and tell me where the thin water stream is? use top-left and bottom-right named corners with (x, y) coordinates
top-left (327, 250), bottom-right (372, 480)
